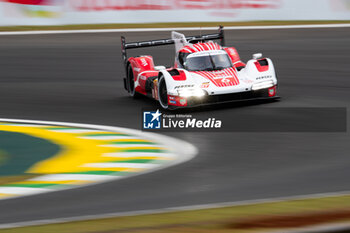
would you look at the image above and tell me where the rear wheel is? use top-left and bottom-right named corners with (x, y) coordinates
top-left (127, 64), bottom-right (140, 98)
top-left (158, 75), bottom-right (169, 109)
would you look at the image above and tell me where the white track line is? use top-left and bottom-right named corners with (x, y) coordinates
top-left (0, 124), bottom-right (48, 127)
top-left (48, 129), bottom-right (101, 133)
top-left (0, 187), bottom-right (50, 195)
top-left (80, 136), bottom-right (140, 140)
top-left (0, 24), bottom-right (349, 36)
top-left (29, 174), bottom-right (118, 182)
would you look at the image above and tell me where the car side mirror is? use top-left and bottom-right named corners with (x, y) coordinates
top-left (253, 53), bottom-right (262, 59)
top-left (154, 66), bottom-right (166, 71)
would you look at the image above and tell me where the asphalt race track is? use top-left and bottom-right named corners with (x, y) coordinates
top-left (0, 28), bottom-right (349, 224)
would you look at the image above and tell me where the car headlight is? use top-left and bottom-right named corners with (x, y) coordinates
top-left (252, 80), bottom-right (274, 91)
top-left (178, 89), bottom-right (205, 98)
top-left (178, 89), bottom-right (192, 97)
top-left (193, 89), bottom-right (206, 97)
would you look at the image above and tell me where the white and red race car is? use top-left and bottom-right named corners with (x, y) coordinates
top-left (121, 26), bottom-right (278, 109)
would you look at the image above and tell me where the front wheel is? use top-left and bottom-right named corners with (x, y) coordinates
top-left (158, 75), bottom-right (169, 109)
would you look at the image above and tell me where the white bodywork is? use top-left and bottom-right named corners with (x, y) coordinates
top-left (159, 50), bottom-right (277, 97)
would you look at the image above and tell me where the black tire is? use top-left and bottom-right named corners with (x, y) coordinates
top-left (127, 64), bottom-right (140, 98)
top-left (158, 75), bottom-right (169, 109)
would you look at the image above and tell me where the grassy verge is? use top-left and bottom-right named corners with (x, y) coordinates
top-left (0, 20), bottom-right (350, 32)
top-left (2, 194), bottom-right (350, 233)
top-left (0, 150), bottom-right (8, 165)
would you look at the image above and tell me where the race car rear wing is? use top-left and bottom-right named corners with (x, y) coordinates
top-left (120, 26), bottom-right (225, 68)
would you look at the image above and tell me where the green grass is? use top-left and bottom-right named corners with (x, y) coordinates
top-left (2, 194), bottom-right (350, 233)
top-left (0, 131), bottom-right (61, 176)
top-left (0, 150), bottom-right (8, 166)
top-left (0, 20), bottom-right (349, 32)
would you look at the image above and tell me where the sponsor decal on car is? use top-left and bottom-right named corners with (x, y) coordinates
top-left (140, 58), bottom-right (148, 66)
top-left (268, 86), bottom-right (276, 97)
top-left (201, 82), bottom-right (210, 88)
top-left (256, 75), bottom-right (272, 80)
top-left (221, 77), bottom-right (231, 83)
top-left (179, 98), bottom-right (187, 105)
top-left (139, 75), bottom-right (146, 80)
top-left (174, 84), bottom-right (195, 89)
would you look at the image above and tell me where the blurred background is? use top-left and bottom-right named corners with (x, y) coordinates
top-left (0, 0), bottom-right (349, 26)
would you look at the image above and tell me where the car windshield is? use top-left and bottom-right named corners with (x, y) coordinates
top-left (184, 54), bottom-right (232, 71)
